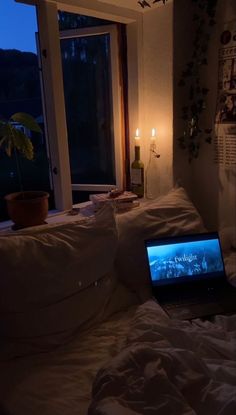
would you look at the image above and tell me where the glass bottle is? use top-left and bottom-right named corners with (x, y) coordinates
top-left (131, 146), bottom-right (144, 198)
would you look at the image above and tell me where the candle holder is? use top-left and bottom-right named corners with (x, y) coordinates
top-left (145, 138), bottom-right (160, 200)
top-left (150, 142), bottom-right (160, 159)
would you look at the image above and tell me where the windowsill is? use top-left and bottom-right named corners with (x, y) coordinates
top-left (0, 198), bottom-right (146, 233)
top-left (0, 201), bottom-right (93, 233)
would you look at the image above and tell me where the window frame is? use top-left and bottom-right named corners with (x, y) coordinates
top-left (37, 2), bottom-right (126, 213)
top-left (59, 24), bottom-right (123, 193)
top-left (37, 0), bottom-right (73, 211)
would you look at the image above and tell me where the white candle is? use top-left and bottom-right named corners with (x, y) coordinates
top-left (134, 128), bottom-right (141, 142)
top-left (151, 128), bottom-right (157, 140)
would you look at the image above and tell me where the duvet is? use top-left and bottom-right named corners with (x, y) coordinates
top-left (88, 299), bottom-right (236, 415)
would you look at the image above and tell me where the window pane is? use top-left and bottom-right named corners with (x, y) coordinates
top-left (61, 33), bottom-right (116, 185)
top-left (0, 0), bottom-right (54, 222)
top-left (58, 11), bottom-right (111, 31)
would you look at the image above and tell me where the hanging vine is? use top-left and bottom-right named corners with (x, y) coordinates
top-left (138, 0), bottom-right (168, 8)
top-left (177, 0), bottom-right (218, 161)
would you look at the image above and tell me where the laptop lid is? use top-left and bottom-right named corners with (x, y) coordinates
top-left (145, 232), bottom-right (226, 290)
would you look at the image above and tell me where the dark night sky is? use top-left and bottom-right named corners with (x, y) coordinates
top-left (0, 0), bottom-right (37, 53)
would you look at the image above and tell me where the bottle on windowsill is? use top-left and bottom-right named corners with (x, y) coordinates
top-left (131, 145), bottom-right (144, 198)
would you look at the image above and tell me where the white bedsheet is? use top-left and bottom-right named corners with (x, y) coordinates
top-left (0, 307), bottom-right (137, 415)
top-left (89, 300), bottom-right (236, 415)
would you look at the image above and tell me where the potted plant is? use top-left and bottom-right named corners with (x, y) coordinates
top-left (0, 112), bottom-right (49, 229)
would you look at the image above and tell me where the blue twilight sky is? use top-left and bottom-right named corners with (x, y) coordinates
top-left (0, 0), bottom-right (37, 53)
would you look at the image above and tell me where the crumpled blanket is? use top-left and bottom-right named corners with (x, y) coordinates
top-left (88, 300), bottom-right (236, 415)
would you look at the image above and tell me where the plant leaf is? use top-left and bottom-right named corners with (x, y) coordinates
top-left (5, 136), bottom-right (13, 157)
top-left (0, 124), bottom-right (14, 155)
top-left (12, 128), bottom-right (34, 160)
top-left (0, 123), bottom-right (10, 138)
top-left (0, 136), bottom-right (7, 148)
top-left (11, 112), bottom-right (42, 134)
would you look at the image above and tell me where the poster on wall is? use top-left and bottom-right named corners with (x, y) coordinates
top-left (215, 20), bottom-right (236, 166)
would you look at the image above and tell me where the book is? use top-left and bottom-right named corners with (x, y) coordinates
top-left (89, 191), bottom-right (138, 208)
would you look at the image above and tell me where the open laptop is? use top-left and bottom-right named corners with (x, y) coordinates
top-left (145, 232), bottom-right (236, 320)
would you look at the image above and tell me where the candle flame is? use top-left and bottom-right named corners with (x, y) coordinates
top-left (151, 128), bottom-right (156, 138)
top-left (135, 128), bottom-right (140, 140)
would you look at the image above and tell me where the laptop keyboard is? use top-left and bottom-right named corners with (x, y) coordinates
top-left (164, 298), bottom-right (214, 309)
top-left (163, 292), bottom-right (219, 309)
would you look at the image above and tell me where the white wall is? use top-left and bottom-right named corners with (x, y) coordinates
top-left (143, 3), bottom-right (173, 195)
top-left (128, 3), bottom-right (174, 197)
top-left (173, 0), bottom-right (195, 194)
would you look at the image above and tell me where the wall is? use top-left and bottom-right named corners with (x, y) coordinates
top-left (127, 2), bottom-right (174, 197)
top-left (174, 0), bottom-right (236, 230)
top-left (143, 3), bottom-right (173, 195)
top-left (173, 0), bottom-right (195, 194)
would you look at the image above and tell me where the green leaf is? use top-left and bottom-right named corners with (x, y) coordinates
top-left (5, 137), bottom-right (13, 157)
top-left (12, 128), bottom-right (34, 160)
top-left (10, 112), bottom-right (42, 134)
top-left (0, 136), bottom-right (6, 148)
top-left (0, 123), bottom-right (10, 138)
top-left (0, 124), bottom-right (13, 154)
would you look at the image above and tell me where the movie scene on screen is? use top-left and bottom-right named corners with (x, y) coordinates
top-left (147, 239), bottom-right (224, 282)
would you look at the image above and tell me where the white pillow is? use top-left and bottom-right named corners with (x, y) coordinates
top-left (115, 187), bottom-right (206, 297)
top-left (0, 205), bottom-right (118, 358)
top-left (219, 226), bottom-right (236, 253)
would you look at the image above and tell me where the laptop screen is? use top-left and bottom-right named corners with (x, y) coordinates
top-left (145, 232), bottom-right (225, 287)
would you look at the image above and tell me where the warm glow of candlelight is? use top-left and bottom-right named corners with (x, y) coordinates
top-left (151, 128), bottom-right (157, 139)
top-left (135, 128), bottom-right (140, 141)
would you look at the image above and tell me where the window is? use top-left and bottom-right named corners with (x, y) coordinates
top-left (13, 2), bottom-right (130, 213)
top-left (0, 0), bottom-right (54, 221)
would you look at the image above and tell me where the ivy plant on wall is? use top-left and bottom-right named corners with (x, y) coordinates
top-left (177, 0), bottom-right (218, 162)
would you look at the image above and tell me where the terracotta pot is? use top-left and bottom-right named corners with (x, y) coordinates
top-left (5, 191), bottom-right (49, 228)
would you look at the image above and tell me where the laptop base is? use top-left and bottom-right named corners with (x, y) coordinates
top-left (162, 301), bottom-right (225, 320)
top-left (155, 285), bottom-right (236, 320)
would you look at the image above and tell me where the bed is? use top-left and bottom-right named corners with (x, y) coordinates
top-left (0, 187), bottom-right (235, 415)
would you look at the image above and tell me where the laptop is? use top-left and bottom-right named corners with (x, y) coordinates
top-left (145, 232), bottom-right (236, 320)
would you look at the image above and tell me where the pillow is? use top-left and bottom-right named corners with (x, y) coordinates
top-left (115, 187), bottom-right (206, 298)
top-left (224, 251), bottom-right (236, 287)
top-left (0, 205), bottom-right (118, 359)
top-left (219, 226), bottom-right (236, 253)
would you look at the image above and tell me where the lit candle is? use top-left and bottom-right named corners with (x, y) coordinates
top-left (134, 128), bottom-right (141, 142)
top-left (151, 128), bottom-right (157, 140)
